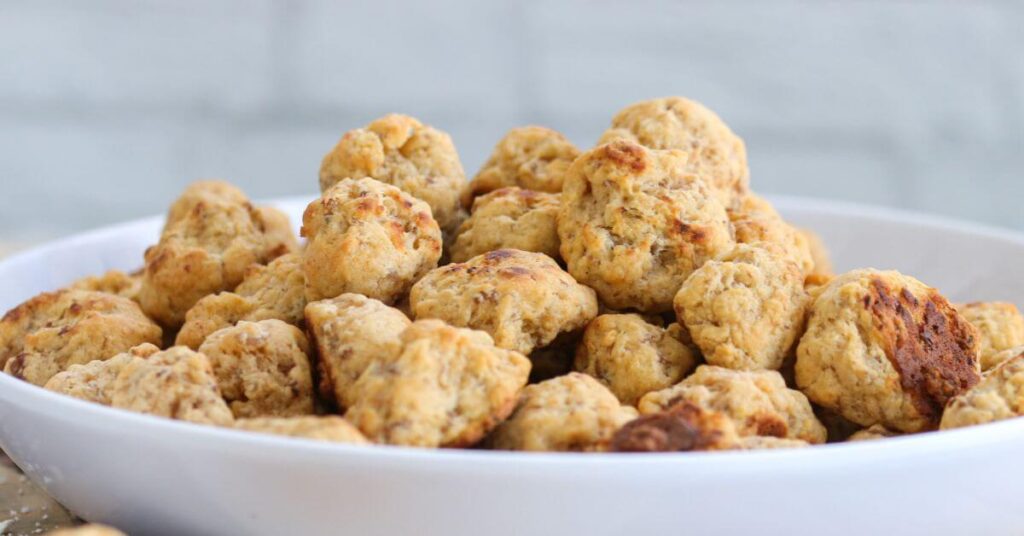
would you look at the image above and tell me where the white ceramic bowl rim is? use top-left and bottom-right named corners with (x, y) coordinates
top-left (2, 194), bottom-right (1023, 471)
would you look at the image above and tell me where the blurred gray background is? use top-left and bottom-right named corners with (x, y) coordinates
top-left (1, 0), bottom-right (1022, 252)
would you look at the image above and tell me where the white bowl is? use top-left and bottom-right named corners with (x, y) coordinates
top-left (1, 195), bottom-right (1022, 536)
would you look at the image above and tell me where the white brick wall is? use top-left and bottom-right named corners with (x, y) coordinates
top-left (0, 2), bottom-right (279, 111)
top-left (1, 0), bottom-right (1021, 243)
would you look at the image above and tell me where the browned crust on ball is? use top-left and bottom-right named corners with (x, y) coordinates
top-left (864, 278), bottom-right (980, 422)
top-left (611, 402), bottom-right (738, 453)
top-left (749, 413), bottom-right (789, 438)
top-left (603, 142), bottom-right (647, 172)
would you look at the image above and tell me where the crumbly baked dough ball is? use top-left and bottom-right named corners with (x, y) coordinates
top-left (176, 293), bottom-right (253, 349)
top-left (304, 293), bottom-right (411, 409)
top-left (69, 270), bottom-right (142, 302)
top-left (610, 401), bottom-right (740, 452)
top-left (558, 141), bottom-right (734, 312)
top-left (574, 314), bottom-right (697, 405)
top-left (450, 187), bottom-right (561, 263)
top-left (728, 195), bottom-right (815, 275)
top-left (233, 253), bottom-right (307, 323)
top-left (410, 249), bottom-right (598, 354)
top-left (491, 372), bottom-right (638, 452)
top-left (164, 180), bottom-right (251, 229)
top-left (466, 126), bottom-right (580, 200)
top-left (739, 436), bottom-right (810, 450)
top-left (638, 365), bottom-right (826, 444)
top-left (198, 320), bottom-right (314, 418)
top-left (110, 346), bottom-right (234, 426)
top-left (847, 424), bottom-right (901, 442)
top-left (319, 114), bottom-right (467, 235)
top-left (674, 243), bottom-right (809, 371)
top-left (258, 205), bottom-right (300, 258)
top-left (44, 343), bottom-right (160, 405)
top-left (176, 253), bottom-right (306, 349)
top-left (233, 416), bottom-right (369, 444)
top-left (46, 525), bottom-right (127, 536)
top-left (302, 177), bottom-right (442, 303)
top-left (1, 290), bottom-right (163, 386)
top-left (139, 181), bottom-right (276, 328)
top-left (598, 97), bottom-right (749, 208)
top-left (795, 269), bottom-right (981, 433)
top-left (956, 302), bottom-right (1024, 371)
top-left (940, 349), bottom-right (1024, 430)
top-left (345, 320), bottom-right (530, 447)
top-left (798, 227), bottom-right (833, 276)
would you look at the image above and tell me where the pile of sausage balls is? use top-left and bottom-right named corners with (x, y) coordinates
top-left (3, 97), bottom-right (1023, 453)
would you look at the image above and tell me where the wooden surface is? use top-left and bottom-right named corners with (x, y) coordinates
top-left (0, 453), bottom-right (78, 534)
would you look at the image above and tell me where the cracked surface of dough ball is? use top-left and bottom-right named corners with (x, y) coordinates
top-left (674, 243), bottom-right (808, 371)
top-left (558, 141), bottom-right (734, 312)
top-left (139, 181), bottom-right (275, 328)
top-left (574, 314), bottom-right (697, 405)
top-left (44, 343), bottom-right (160, 405)
top-left (176, 293), bottom-right (253, 350)
top-left (304, 294), bottom-right (411, 409)
top-left (319, 114), bottom-right (467, 235)
top-left (234, 416), bottom-right (369, 444)
top-left (795, 269), bottom-right (981, 433)
top-left (410, 249), bottom-right (598, 355)
top-left (450, 187), bottom-right (561, 263)
top-left (610, 401), bottom-right (740, 452)
top-left (639, 365), bottom-right (826, 443)
top-left (941, 349), bottom-right (1024, 430)
top-left (302, 177), bottom-right (442, 303)
top-left (232, 252), bottom-right (307, 323)
top-left (2, 290), bottom-right (162, 386)
top-left (466, 126), bottom-right (580, 200)
top-left (345, 320), bottom-right (530, 447)
top-left (110, 346), bottom-right (234, 426)
top-left (957, 302), bottom-right (1024, 371)
top-left (258, 205), bottom-right (300, 258)
top-left (729, 195), bottom-right (815, 275)
top-left (198, 319), bottom-right (314, 418)
top-left (847, 424), bottom-right (901, 442)
top-left (598, 96), bottom-right (748, 208)
top-left (491, 372), bottom-right (638, 452)
top-left (69, 270), bottom-right (143, 302)
top-left (176, 253), bottom-right (306, 349)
